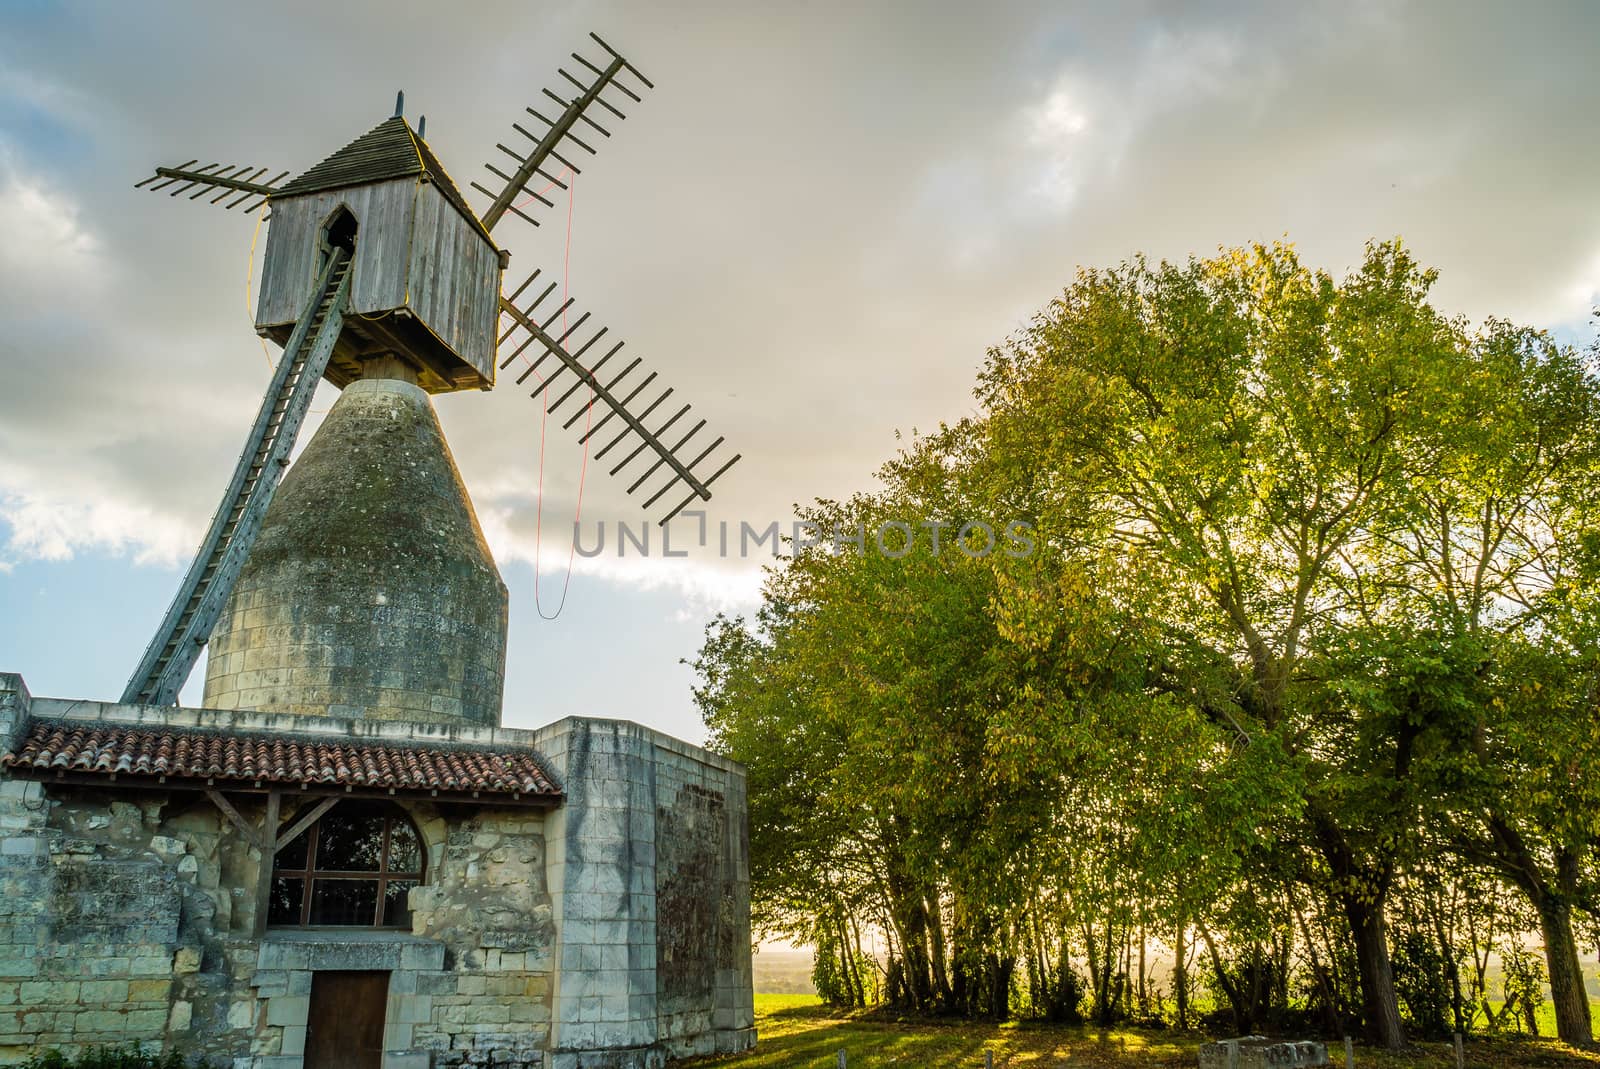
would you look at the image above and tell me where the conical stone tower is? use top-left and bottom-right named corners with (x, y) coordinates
top-left (203, 370), bottom-right (508, 726)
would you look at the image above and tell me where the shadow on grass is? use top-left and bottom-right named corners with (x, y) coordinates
top-left (690, 998), bottom-right (1600, 1069)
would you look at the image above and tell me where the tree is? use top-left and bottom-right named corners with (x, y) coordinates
top-left (954, 242), bottom-right (1484, 1047)
top-left (1339, 318), bottom-right (1600, 1046)
top-left (692, 242), bottom-right (1600, 1049)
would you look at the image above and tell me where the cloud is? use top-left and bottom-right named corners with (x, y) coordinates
top-left (1, 0), bottom-right (1598, 589)
top-left (475, 487), bottom-right (769, 616)
top-left (0, 148), bottom-right (106, 321)
top-left (0, 156), bottom-right (98, 267)
top-left (0, 461), bottom-right (193, 566)
top-left (1018, 24), bottom-right (1247, 211)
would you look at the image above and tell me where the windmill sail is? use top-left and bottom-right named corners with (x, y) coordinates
top-left (482, 35), bottom-right (740, 525)
top-left (498, 272), bottom-right (740, 526)
top-left (136, 161), bottom-right (288, 212)
top-left (473, 33), bottom-right (654, 232)
top-left (122, 250), bottom-right (353, 705)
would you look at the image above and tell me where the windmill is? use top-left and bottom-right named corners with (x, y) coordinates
top-left (123, 33), bottom-right (739, 708)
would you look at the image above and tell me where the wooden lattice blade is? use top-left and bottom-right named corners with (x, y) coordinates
top-left (498, 291), bottom-right (739, 525)
top-left (474, 32), bottom-right (653, 233)
top-left (135, 161), bottom-right (288, 212)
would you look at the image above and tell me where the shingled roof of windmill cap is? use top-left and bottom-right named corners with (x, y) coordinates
top-left (275, 115), bottom-right (489, 242)
top-left (1, 719), bottom-right (561, 800)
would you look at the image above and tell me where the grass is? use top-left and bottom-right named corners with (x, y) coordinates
top-left (686, 994), bottom-right (1600, 1068)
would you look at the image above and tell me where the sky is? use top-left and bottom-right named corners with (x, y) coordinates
top-left (1, 0), bottom-right (1598, 744)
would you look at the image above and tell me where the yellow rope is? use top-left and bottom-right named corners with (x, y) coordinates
top-left (245, 201), bottom-right (273, 372)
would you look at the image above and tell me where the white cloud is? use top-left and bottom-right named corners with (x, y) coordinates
top-left (0, 150), bottom-right (102, 294)
top-left (1023, 80), bottom-right (1093, 208)
top-left (1555, 247), bottom-right (1600, 329)
top-left (2, 0), bottom-right (1598, 600)
top-left (477, 502), bottom-right (765, 617)
top-left (0, 461), bottom-right (194, 567)
top-left (1018, 27), bottom-right (1246, 212)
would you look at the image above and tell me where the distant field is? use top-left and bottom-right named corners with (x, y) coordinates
top-left (690, 994), bottom-right (1600, 1068)
top-left (754, 948), bottom-right (817, 995)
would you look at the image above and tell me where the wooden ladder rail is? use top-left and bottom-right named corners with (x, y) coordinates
top-left (121, 249), bottom-right (354, 706)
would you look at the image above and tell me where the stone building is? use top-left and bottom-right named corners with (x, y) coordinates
top-left (0, 364), bottom-right (753, 1064)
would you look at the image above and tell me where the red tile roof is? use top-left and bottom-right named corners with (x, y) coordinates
top-left (2, 720), bottom-right (561, 799)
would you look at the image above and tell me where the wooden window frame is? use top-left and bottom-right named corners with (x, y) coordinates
top-left (270, 805), bottom-right (424, 930)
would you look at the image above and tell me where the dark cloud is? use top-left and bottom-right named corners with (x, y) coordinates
top-left (1, 0), bottom-right (1596, 587)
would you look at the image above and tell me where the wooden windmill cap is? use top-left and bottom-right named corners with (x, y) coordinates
top-left (276, 115), bottom-right (489, 242)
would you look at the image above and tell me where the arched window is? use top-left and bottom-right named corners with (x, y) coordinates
top-left (268, 801), bottom-right (424, 928)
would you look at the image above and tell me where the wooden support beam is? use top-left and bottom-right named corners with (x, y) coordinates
top-left (153, 165), bottom-right (277, 197)
top-left (205, 788), bottom-right (264, 848)
top-left (252, 788), bottom-right (281, 939)
top-left (481, 56), bottom-right (623, 232)
top-left (276, 795), bottom-right (341, 852)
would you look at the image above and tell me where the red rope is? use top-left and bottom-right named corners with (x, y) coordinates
top-left (523, 168), bottom-right (594, 621)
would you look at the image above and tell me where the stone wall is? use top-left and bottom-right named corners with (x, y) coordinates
top-left (0, 779), bottom-right (564, 1066)
top-left (0, 674), bottom-right (207, 1057)
top-left (406, 807), bottom-right (556, 1065)
top-left (0, 773), bottom-right (252, 1061)
top-left (653, 749), bottom-right (751, 1060)
top-left (0, 680), bottom-right (560, 1068)
top-left (0, 680), bottom-right (754, 1069)
top-left (533, 717), bottom-right (753, 1069)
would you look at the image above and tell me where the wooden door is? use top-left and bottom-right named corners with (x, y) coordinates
top-left (306, 970), bottom-right (389, 1069)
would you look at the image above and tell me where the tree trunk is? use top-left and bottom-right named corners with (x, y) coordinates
top-left (1535, 890), bottom-right (1594, 1048)
top-left (1197, 920), bottom-right (1249, 1034)
top-left (835, 905), bottom-right (865, 1007)
top-left (1099, 920), bottom-right (1117, 1024)
top-left (1343, 893), bottom-right (1406, 1050)
top-left (1083, 921), bottom-right (1105, 1022)
top-left (1174, 920), bottom-right (1189, 1029)
top-left (1025, 907), bottom-right (1043, 1013)
top-left (901, 896), bottom-right (933, 1010)
top-left (848, 912), bottom-right (872, 1004)
top-left (1314, 813), bottom-right (1404, 1050)
top-left (1482, 818), bottom-right (1595, 1048)
top-left (882, 852), bottom-right (933, 1010)
top-left (1138, 918), bottom-right (1148, 1017)
top-left (925, 890), bottom-right (954, 1011)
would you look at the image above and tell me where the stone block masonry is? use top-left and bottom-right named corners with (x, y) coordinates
top-left (534, 717), bottom-right (755, 1068)
top-left (0, 675), bottom-right (753, 1068)
top-left (202, 378), bottom-right (509, 727)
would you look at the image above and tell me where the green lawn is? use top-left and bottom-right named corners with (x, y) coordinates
top-left (687, 995), bottom-right (1600, 1068)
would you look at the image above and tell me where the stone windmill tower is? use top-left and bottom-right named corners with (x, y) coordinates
top-left (125, 37), bottom-right (741, 718)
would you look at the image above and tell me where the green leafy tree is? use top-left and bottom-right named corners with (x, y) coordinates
top-left (693, 243), bottom-right (1600, 1051)
top-left (1347, 318), bottom-right (1600, 1045)
top-left (953, 242), bottom-right (1475, 1048)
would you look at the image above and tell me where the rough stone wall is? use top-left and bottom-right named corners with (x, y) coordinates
top-left (0, 683), bottom-right (750, 1068)
top-left (0, 681), bottom-right (561, 1067)
top-left (655, 785), bottom-right (723, 1011)
top-left (203, 377), bottom-right (509, 727)
top-left (0, 675), bottom-right (214, 1059)
top-left (405, 806), bottom-right (556, 1066)
top-left (0, 780), bottom-right (558, 1067)
top-left (652, 744), bottom-right (752, 1060)
top-left (0, 780), bottom-right (257, 1064)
